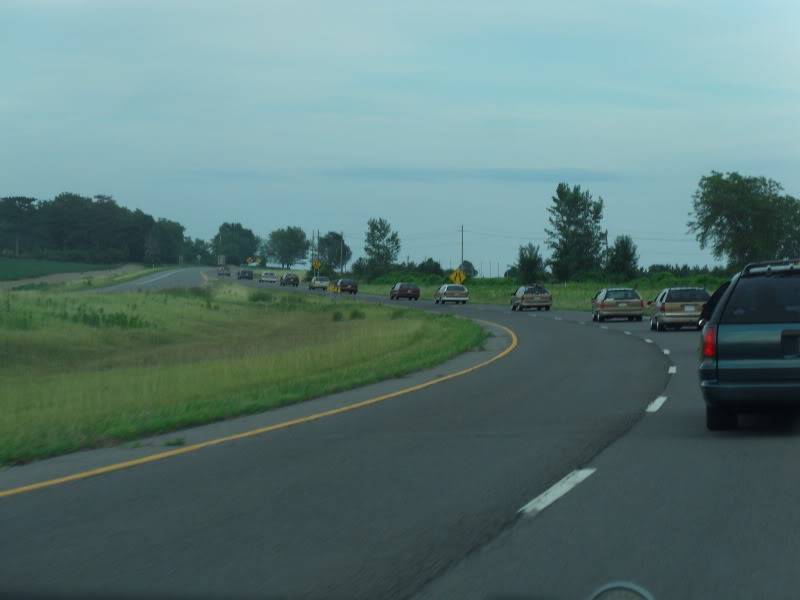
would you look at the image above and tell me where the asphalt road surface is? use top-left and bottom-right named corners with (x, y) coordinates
top-left (3, 269), bottom-right (796, 599)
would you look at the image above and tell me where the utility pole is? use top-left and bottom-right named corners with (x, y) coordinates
top-left (460, 225), bottom-right (464, 269)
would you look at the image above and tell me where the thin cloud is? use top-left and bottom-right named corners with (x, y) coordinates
top-left (323, 167), bottom-right (621, 183)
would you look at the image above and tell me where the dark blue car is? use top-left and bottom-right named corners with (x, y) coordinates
top-left (699, 259), bottom-right (800, 430)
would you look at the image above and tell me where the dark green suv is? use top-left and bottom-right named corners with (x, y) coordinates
top-left (699, 259), bottom-right (800, 430)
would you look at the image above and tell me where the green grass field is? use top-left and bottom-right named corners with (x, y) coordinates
top-left (0, 258), bottom-right (114, 281)
top-left (8, 265), bottom-right (175, 292)
top-left (359, 274), bottom-right (729, 311)
top-left (0, 283), bottom-right (484, 464)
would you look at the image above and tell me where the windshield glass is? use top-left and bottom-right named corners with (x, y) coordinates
top-left (606, 289), bottom-right (640, 300)
top-left (667, 289), bottom-right (709, 302)
top-left (722, 275), bottom-right (800, 324)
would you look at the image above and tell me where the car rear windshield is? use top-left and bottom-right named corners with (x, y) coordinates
top-left (606, 289), bottom-right (639, 300)
top-left (341, 279), bottom-right (355, 285)
top-left (667, 289), bottom-right (709, 302)
top-left (721, 274), bottom-right (800, 324)
top-left (526, 286), bottom-right (548, 294)
top-left (448, 285), bottom-right (466, 292)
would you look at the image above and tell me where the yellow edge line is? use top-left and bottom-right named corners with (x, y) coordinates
top-left (0, 320), bottom-right (518, 499)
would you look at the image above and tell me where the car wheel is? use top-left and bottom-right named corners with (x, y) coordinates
top-left (706, 405), bottom-right (738, 431)
top-left (650, 318), bottom-right (656, 331)
top-left (598, 315), bottom-right (605, 322)
top-left (511, 304), bottom-right (517, 311)
top-left (545, 306), bottom-right (550, 311)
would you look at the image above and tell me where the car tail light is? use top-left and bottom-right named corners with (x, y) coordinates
top-left (702, 324), bottom-right (717, 359)
top-left (639, 300), bottom-right (644, 308)
top-left (659, 304), bottom-right (666, 313)
top-left (599, 302), bottom-right (606, 309)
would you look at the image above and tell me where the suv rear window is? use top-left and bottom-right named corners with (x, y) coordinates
top-left (721, 275), bottom-right (800, 324)
top-left (606, 289), bottom-right (639, 300)
top-left (667, 289), bottom-right (709, 302)
top-left (527, 286), bottom-right (548, 294)
top-left (448, 285), bottom-right (466, 292)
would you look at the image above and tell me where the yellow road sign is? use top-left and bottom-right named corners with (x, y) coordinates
top-left (449, 269), bottom-right (466, 284)
top-left (312, 259), bottom-right (321, 270)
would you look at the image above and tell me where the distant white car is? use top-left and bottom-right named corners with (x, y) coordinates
top-left (309, 276), bottom-right (330, 291)
top-left (259, 272), bottom-right (278, 284)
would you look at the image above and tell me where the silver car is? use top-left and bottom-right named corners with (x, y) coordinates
top-left (434, 284), bottom-right (469, 305)
top-left (259, 272), bottom-right (278, 284)
top-left (309, 276), bottom-right (330, 291)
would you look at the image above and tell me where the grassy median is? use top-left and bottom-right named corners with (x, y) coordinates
top-left (0, 284), bottom-right (485, 465)
top-left (0, 258), bottom-right (115, 281)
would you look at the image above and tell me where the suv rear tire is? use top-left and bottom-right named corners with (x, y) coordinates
top-left (706, 405), bottom-right (738, 431)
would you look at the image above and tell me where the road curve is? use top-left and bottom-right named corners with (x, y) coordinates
top-left (1, 270), bottom-right (673, 599)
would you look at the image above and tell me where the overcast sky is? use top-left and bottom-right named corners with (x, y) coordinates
top-left (2, 0), bottom-right (798, 271)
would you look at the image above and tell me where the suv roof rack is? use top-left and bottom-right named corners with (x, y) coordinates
top-left (742, 259), bottom-right (800, 276)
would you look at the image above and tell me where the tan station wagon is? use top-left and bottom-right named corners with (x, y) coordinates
top-left (649, 287), bottom-right (710, 331)
top-left (434, 284), bottom-right (469, 305)
top-left (592, 288), bottom-right (644, 322)
top-left (511, 285), bottom-right (552, 311)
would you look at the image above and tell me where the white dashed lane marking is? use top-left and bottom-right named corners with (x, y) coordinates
top-left (518, 469), bottom-right (597, 516)
top-left (646, 396), bottom-right (668, 413)
top-left (668, 366), bottom-right (677, 375)
top-left (663, 349), bottom-right (671, 356)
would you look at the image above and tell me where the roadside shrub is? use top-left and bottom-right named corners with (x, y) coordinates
top-left (349, 309), bottom-right (366, 320)
top-left (56, 304), bottom-right (151, 329)
top-left (332, 311), bottom-right (344, 322)
top-left (271, 295), bottom-right (307, 312)
top-left (249, 291), bottom-right (273, 303)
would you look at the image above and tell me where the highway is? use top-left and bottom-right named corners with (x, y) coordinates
top-left (2, 267), bottom-right (797, 599)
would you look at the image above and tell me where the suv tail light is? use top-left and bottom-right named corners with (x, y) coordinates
top-left (659, 303), bottom-right (666, 313)
top-left (639, 300), bottom-right (644, 308)
top-left (599, 302), bottom-right (606, 309)
top-left (702, 324), bottom-right (717, 359)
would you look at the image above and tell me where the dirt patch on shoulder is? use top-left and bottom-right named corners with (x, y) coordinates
top-left (0, 264), bottom-right (142, 291)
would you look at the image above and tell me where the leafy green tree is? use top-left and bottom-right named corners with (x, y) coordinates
top-left (318, 231), bottom-right (352, 271)
top-left (183, 237), bottom-right (214, 265)
top-left (264, 226), bottom-right (309, 268)
top-left (458, 260), bottom-right (478, 277)
top-left (515, 243), bottom-right (546, 283)
top-left (605, 235), bottom-right (639, 279)
top-left (213, 222), bottom-right (260, 265)
top-left (149, 219), bottom-right (185, 264)
top-left (417, 257), bottom-right (444, 276)
top-left (0, 197), bottom-right (37, 256)
top-left (545, 183), bottom-right (606, 281)
top-left (689, 171), bottom-right (800, 269)
top-left (364, 217), bottom-right (400, 270)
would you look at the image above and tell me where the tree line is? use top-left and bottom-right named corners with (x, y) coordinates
top-left (0, 193), bottom-right (194, 264)
top-left (3, 170), bottom-right (796, 281)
